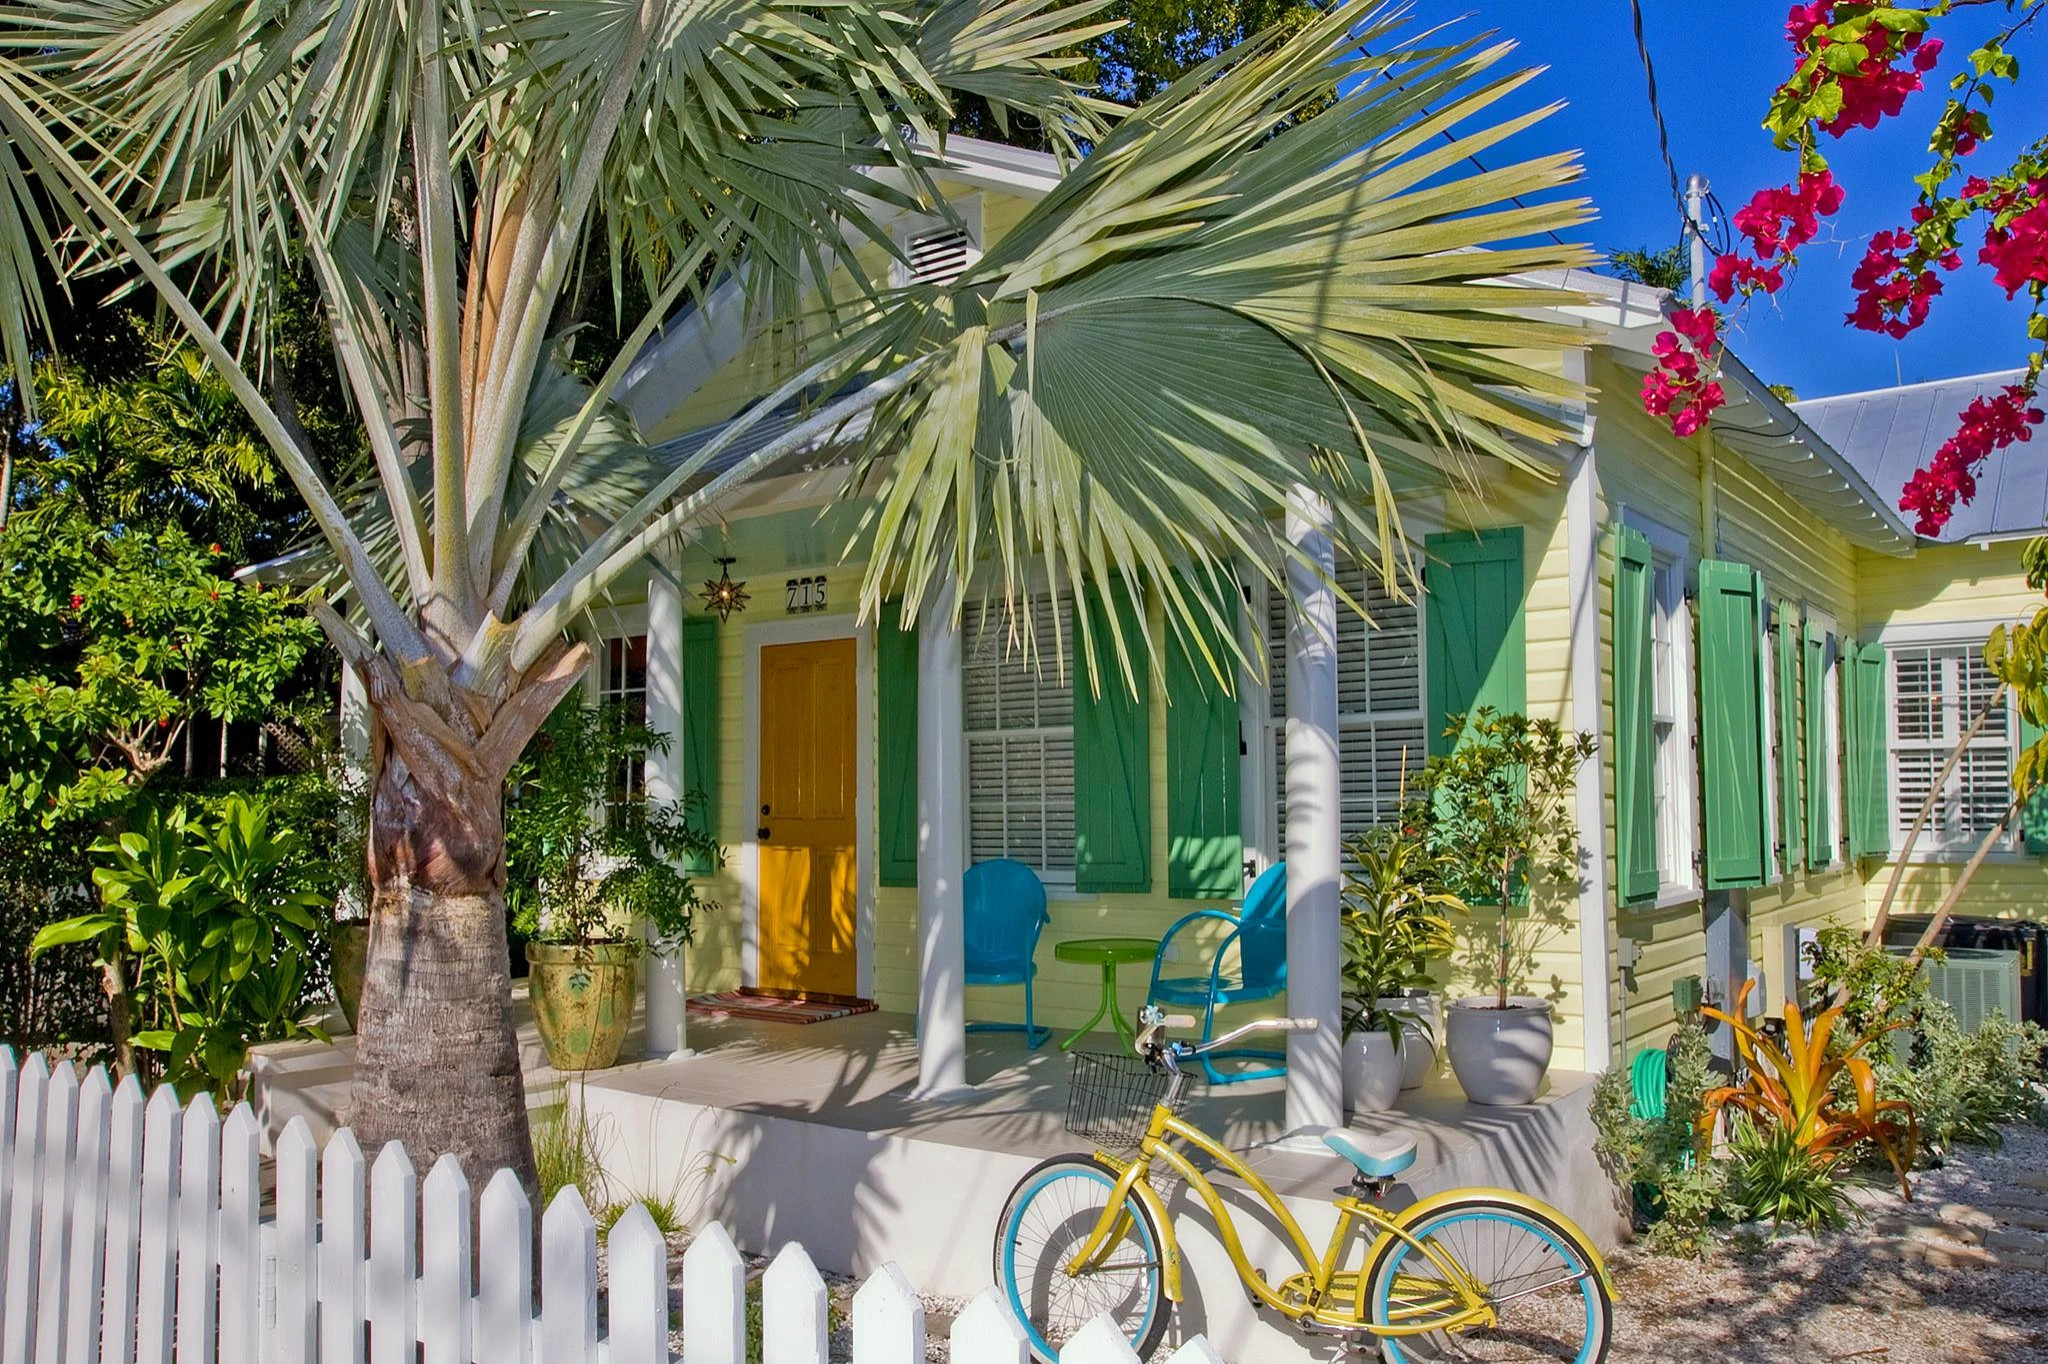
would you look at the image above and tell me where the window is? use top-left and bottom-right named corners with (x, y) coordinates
top-left (1258, 566), bottom-right (1427, 855)
top-left (1811, 611), bottom-right (1845, 865)
top-left (1890, 640), bottom-right (2014, 852)
top-left (964, 589), bottom-right (1076, 878)
top-left (601, 634), bottom-right (649, 814)
top-left (1645, 541), bottom-right (1698, 893)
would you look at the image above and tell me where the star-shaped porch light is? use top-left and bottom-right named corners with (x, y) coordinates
top-left (700, 557), bottom-right (749, 622)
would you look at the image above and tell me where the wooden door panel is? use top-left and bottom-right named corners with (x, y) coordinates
top-left (757, 638), bottom-right (860, 998)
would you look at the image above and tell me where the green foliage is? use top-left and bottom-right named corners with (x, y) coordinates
top-left (1879, 1001), bottom-right (2048, 1160)
top-left (1802, 922), bottom-right (1934, 1035)
top-left (1592, 1022), bottom-right (1722, 1257)
top-left (1338, 821), bottom-right (1461, 1042)
top-left (1725, 1115), bottom-right (1852, 1235)
top-left (31, 796), bottom-right (330, 1098)
top-left (1416, 709), bottom-right (1595, 1007)
top-left (506, 699), bottom-right (720, 953)
top-left (0, 519), bottom-right (320, 827)
top-left (1608, 244), bottom-right (1689, 291)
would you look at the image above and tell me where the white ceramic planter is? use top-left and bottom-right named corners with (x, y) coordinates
top-left (1341, 1027), bottom-right (1403, 1114)
top-left (1378, 993), bottom-right (1440, 1089)
top-left (1445, 996), bottom-right (1554, 1105)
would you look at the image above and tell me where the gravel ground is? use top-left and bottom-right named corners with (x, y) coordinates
top-left (624, 1123), bottom-right (2048, 1362)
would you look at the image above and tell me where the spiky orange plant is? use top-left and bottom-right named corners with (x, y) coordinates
top-left (1700, 980), bottom-right (1919, 1196)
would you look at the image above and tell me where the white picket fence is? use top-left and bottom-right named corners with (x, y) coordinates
top-left (0, 1050), bottom-right (1226, 1363)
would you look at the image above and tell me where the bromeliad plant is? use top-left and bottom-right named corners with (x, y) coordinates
top-left (31, 797), bottom-right (330, 1100)
top-left (1701, 980), bottom-right (1920, 1206)
top-left (1339, 822), bottom-right (1462, 1044)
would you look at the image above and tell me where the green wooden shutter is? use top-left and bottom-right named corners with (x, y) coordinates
top-left (1612, 526), bottom-right (1658, 903)
top-left (1697, 560), bottom-right (1770, 889)
top-left (681, 616), bottom-right (721, 873)
top-left (1776, 603), bottom-right (1803, 875)
top-left (1803, 620), bottom-right (1831, 869)
top-left (877, 603), bottom-right (920, 888)
top-left (1074, 587), bottom-right (1152, 893)
top-left (2021, 705), bottom-right (2048, 855)
top-left (1847, 640), bottom-right (1889, 858)
top-left (1166, 577), bottom-right (1242, 899)
top-left (1424, 527), bottom-right (1526, 753)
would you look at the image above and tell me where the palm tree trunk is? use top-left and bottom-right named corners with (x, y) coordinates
top-left (341, 641), bottom-right (586, 1196)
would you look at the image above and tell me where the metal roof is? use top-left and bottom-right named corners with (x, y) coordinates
top-left (1792, 368), bottom-right (2043, 543)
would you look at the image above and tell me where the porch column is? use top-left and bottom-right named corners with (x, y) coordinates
top-left (1284, 489), bottom-right (1344, 1135)
top-left (643, 547), bottom-right (694, 1060)
top-left (913, 585), bottom-right (970, 1099)
top-left (1565, 439), bottom-right (1617, 1070)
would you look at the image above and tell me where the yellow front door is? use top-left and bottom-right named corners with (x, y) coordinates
top-left (757, 638), bottom-right (860, 998)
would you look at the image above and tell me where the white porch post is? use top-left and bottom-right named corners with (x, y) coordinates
top-left (643, 548), bottom-right (694, 1060)
top-left (914, 586), bottom-right (970, 1099)
top-left (1284, 490), bottom-right (1344, 1134)
top-left (1565, 435), bottom-right (1617, 1071)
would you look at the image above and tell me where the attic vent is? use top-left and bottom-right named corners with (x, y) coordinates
top-left (906, 227), bottom-right (973, 286)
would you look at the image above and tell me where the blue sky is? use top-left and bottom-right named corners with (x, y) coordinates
top-left (1452, 1), bottom-right (2048, 401)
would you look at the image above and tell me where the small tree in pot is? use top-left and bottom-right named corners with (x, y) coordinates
top-left (1339, 821), bottom-right (1462, 1111)
top-left (1419, 709), bottom-right (1594, 1105)
top-left (508, 700), bottom-right (718, 1071)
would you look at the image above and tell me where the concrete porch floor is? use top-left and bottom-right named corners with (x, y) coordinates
top-left (574, 1009), bottom-right (1625, 1363)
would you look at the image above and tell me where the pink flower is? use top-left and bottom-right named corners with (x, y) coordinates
top-left (1640, 310), bottom-right (1726, 437)
top-left (1979, 201), bottom-right (2048, 298)
top-left (1900, 386), bottom-right (2046, 533)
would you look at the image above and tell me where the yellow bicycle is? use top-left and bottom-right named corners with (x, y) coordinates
top-left (994, 1009), bottom-right (1613, 1361)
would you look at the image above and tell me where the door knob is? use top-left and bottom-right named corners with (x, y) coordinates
top-left (758, 827), bottom-right (772, 839)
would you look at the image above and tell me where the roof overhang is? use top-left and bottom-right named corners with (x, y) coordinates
top-left (1602, 296), bottom-right (1917, 555)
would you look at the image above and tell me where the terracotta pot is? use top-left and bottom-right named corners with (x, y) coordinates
top-left (526, 941), bottom-right (642, 1071)
top-left (1378, 993), bottom-right (1440, 1089)
top-left (1445, 996), bottom-right (1554, 1105)
top-left (1342, 1027), bottom-right (1403, 1114)
top-left (330, 923), bottom-right (369, 1034)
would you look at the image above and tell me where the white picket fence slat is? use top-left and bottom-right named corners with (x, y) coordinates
top-left (0, 1050), bottom-right (1234, 1362)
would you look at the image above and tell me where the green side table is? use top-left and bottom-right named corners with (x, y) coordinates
top-left (1053, 937), bottom-right (1160, 1051)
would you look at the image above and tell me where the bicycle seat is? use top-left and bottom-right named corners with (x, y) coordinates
top-left (1320, 1127), bottom-right (1417, 1179)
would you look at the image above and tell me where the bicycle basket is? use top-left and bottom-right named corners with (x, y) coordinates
top-left (1064, 1050), bottom-right (1187, 1148)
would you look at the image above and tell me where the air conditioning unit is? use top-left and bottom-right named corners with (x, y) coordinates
top-left (1887, 946), bottom-right (2023, 1034)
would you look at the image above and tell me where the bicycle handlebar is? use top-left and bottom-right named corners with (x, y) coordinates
top-left (1136, 1008), bottom-right (1319, 1061)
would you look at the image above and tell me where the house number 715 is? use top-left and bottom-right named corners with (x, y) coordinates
top-left (786, 576), bottom-right (827, 613)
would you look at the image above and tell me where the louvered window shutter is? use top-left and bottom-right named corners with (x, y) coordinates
top-left (1167, 575), bottom-right (1242, 899)
top-left (963, 591), bottom-right (1075, 875)
top-left (1074, 587), bottom-right (1152, 893)
top-left (1848, 640), bottom-right (1890, 858)
top-left (1612, 526), bottom-right (1658, 903)
top-left (1776, 603), bottom-right (1803, 874)
top-left (1698, 561), bottom-right (1770, 889)
top-left (877, 603), bottom-right (919, 887)
top-left (1424, 527), bottom-right (1526, 753)
top-left (680, 616), bottom-right (721, 872)
top-left (1803, 620), bottom-right (1832, 868)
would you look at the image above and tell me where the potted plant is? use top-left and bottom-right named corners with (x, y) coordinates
top-left (508, 700), bottom-right (719, 1071)
top-left (1419, 708), bottom-right (1595, 1105)
top-left (1340, 823), bottom-right (1462, 1109)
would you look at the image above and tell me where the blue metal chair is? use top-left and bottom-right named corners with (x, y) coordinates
top-left (964, 858), bottom-right (1053, 1050)
top-left (1146, 863), bottom-right (1289, 1084)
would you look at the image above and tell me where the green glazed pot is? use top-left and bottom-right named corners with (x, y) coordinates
top-left (526, 940), bottom-right (642, 1071)
top-left (331, 923), bottom-right (369, 1034)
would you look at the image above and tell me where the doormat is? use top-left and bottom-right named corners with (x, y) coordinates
top-left (686, 991), bottom-right (878, 1025)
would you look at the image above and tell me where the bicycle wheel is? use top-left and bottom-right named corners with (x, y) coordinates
top-left (1363, 1196), bottom-right (1611, 1363)
top-left (994, 1154), bottom-right (1171, 1363)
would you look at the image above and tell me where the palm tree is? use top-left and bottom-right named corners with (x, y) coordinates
top-left (0, 0), bottom-right (1591, 1190)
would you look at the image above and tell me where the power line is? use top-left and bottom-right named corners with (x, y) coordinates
top-left (1628, 0), bottom-right (1686, 222)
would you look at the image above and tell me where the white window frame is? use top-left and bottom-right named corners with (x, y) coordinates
top-left (1761, 610), bottom-right (1781, 884)
top-left (1808, 608), bottom-right (1846, 869)
top-left (1881, 621), bottom-right (2022, 859)
top-left (1624, 512), bottom-right (1699, 903)
top-left (961, 581), bottom-right (1077, 886)
top-left (1242, 562), bottom-right (1428, 872)
top-left (597, 628), bottom-right (651, 818)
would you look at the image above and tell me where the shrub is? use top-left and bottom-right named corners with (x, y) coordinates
top-left (1592, 1020), bottom-right (1723, 1256)
top-left (1881, 1001), bottom-right (2048, 1160)
top-left (1802, 922), bottom-right (1932, 1035)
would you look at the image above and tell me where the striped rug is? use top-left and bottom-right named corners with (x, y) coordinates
top-left (685, 990), bottom-right (878, 1025)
